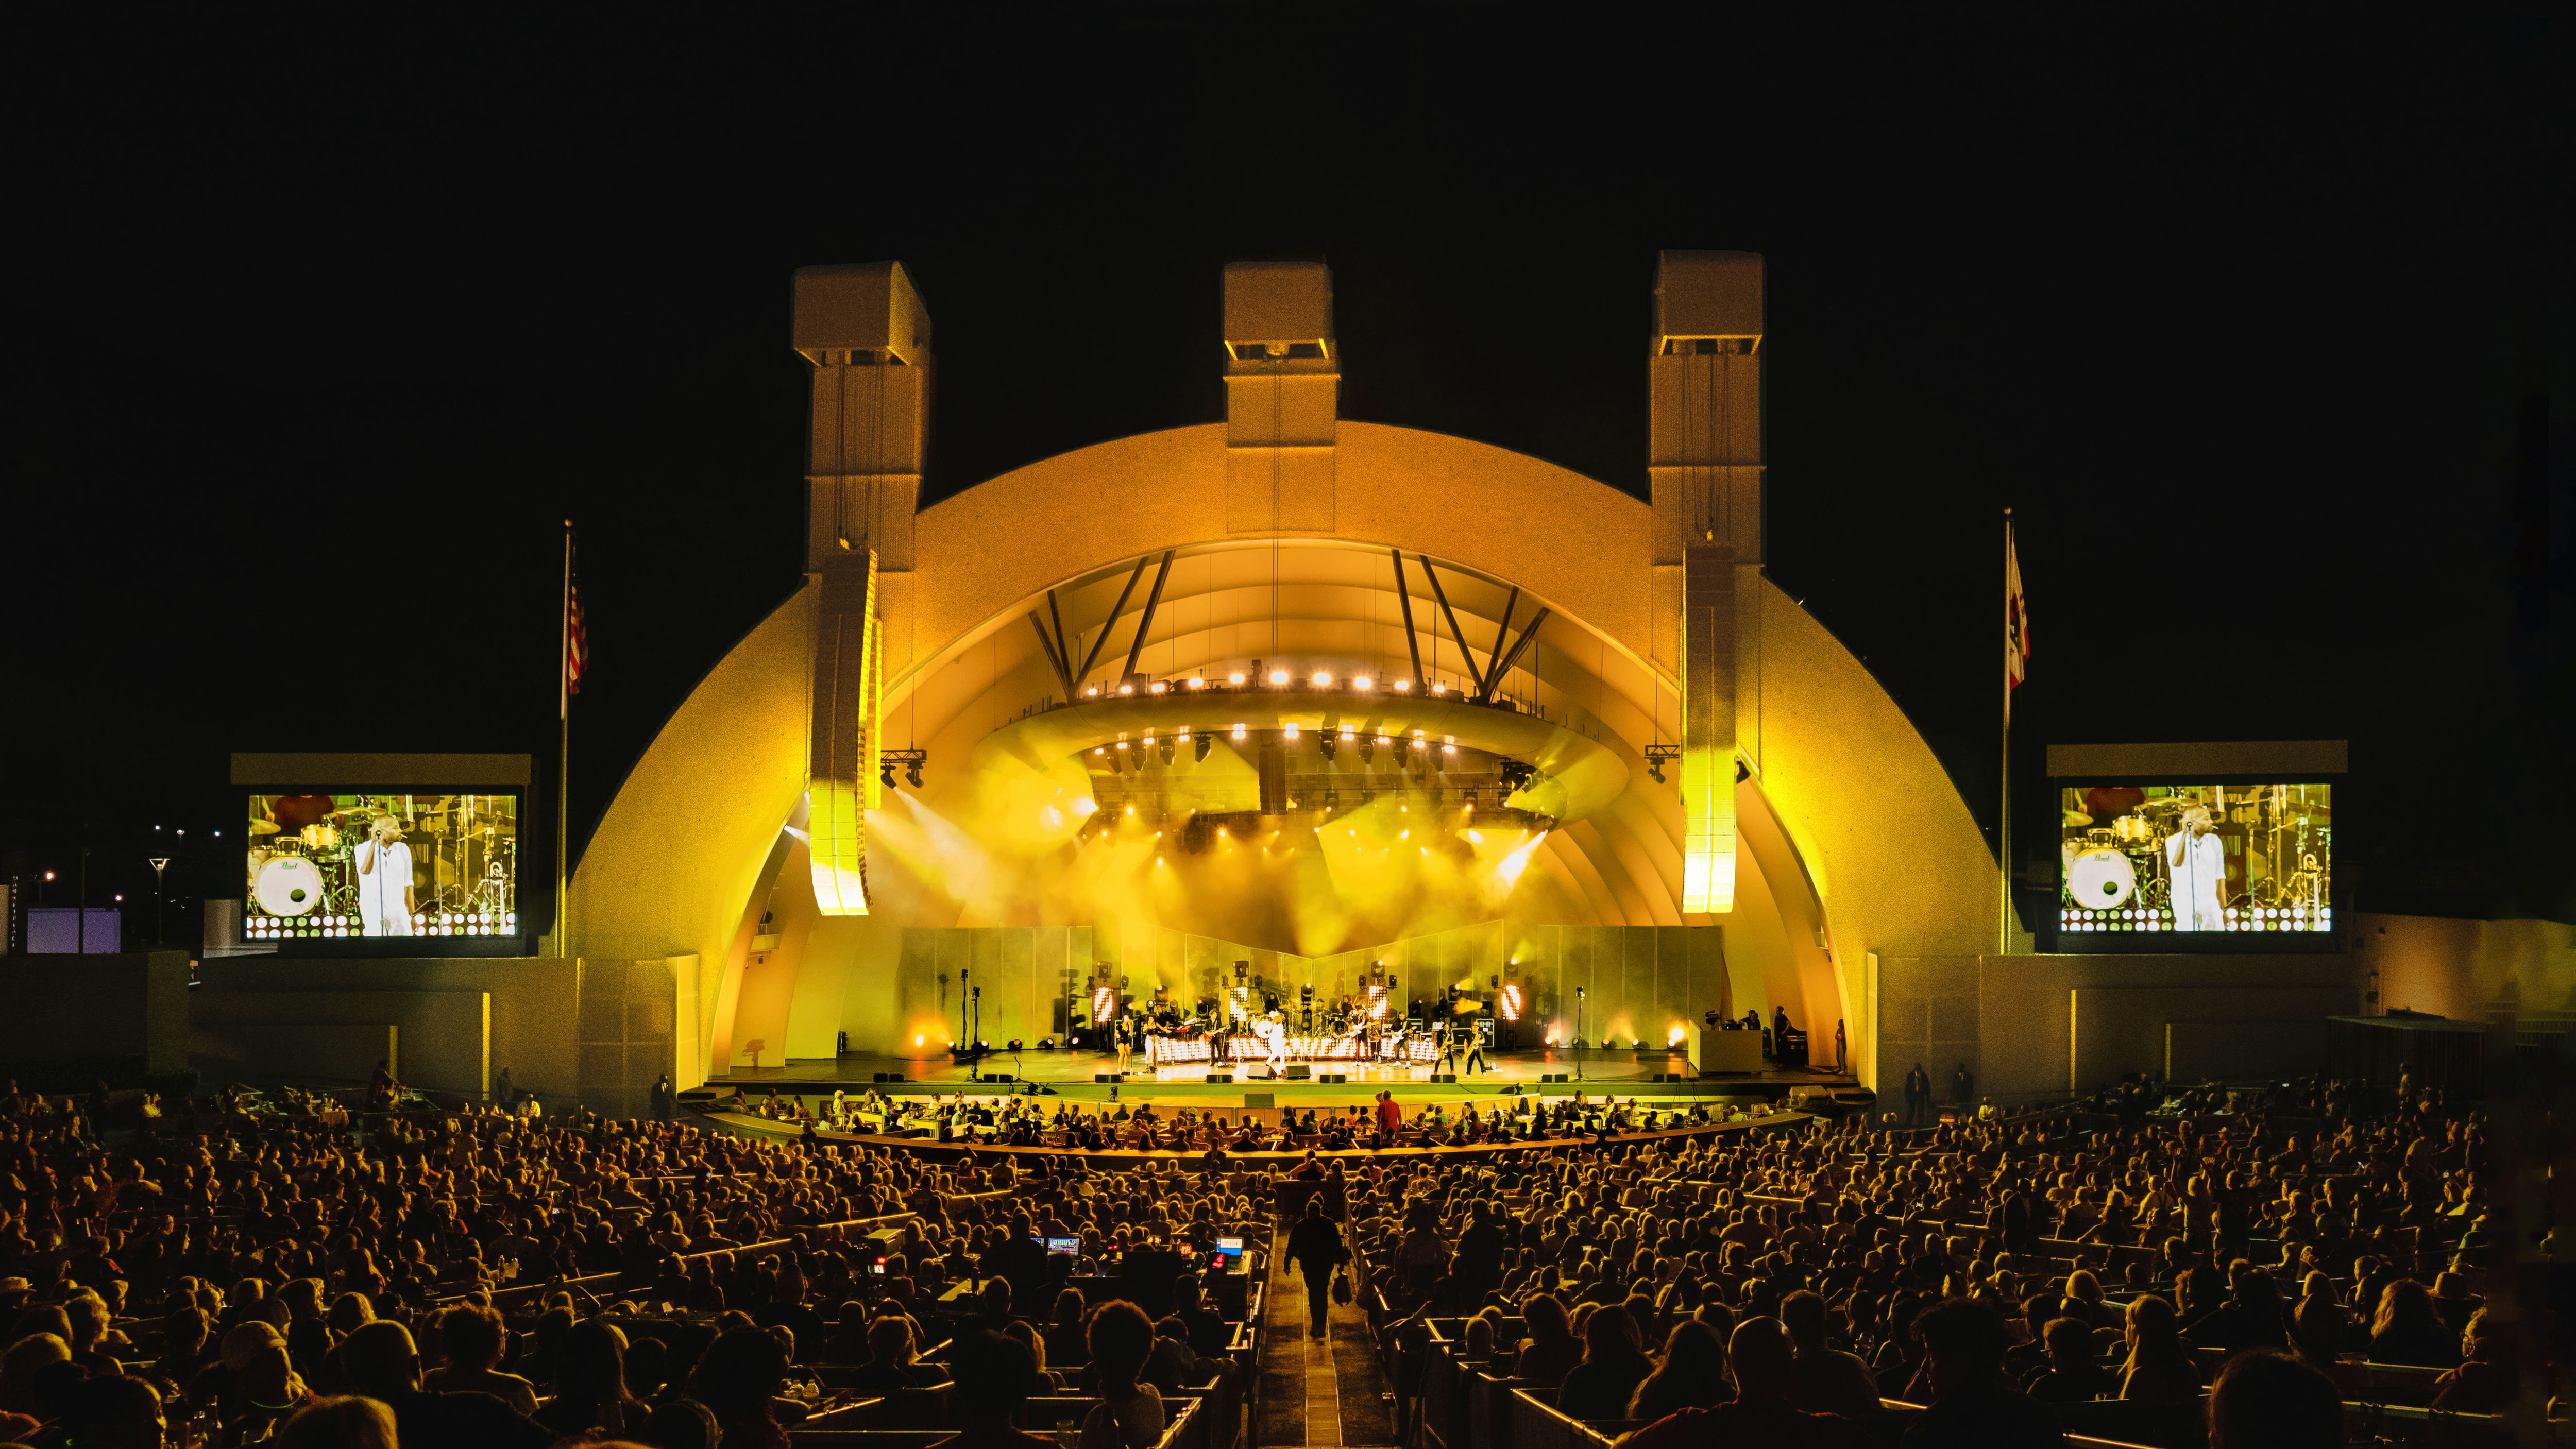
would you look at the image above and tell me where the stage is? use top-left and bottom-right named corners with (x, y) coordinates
top-left (700, 1045), bottom-right (1861, 1107)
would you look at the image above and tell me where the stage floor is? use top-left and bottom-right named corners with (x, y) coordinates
top-left (702, 1046), bottom-right (1857, 1105)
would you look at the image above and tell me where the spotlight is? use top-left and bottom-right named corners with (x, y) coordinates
top-left (882, 747), bottom-right (929, 789)
top-left (1312, 671), bottom-right (1332, 687)
top-left (1158, 737), bottom-right (1176, 766)
top-left (1086, 686), bottom-right (1099, 697)
top-left (1394, 680), bottom-right (1412, 691)
top-left (1231, 724), bottom-right (1247, 741)
top-left (906, 763), bottom-right (922, 788)
top-left (1194, 734), bottom-right (1214, 762)
top-left (1269, 670), bottom-right (1290, 685)
top-left (1118, 684), bottom-right (1134, 695)
top-left (1318, 734), bottom-right (1336, 760)
top-left (1188, 676), bottom-right (1205, 688)
top-left (1229, 672), bottom-right (1246, 685)
top-left (1353, 676), bottom-right (1372, 689)
top-left (1360, 736), bottom-right (1376, 763)
top-left (1642, 743), bottom-right (1681, 785)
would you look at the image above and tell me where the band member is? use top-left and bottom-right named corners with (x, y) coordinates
top-left (1256, 1011), bottom-right (1289, 1074)
top-left (2165, 805), bottom-right (2227, 929)
top-left (354, 815), bottom-right (415, 936)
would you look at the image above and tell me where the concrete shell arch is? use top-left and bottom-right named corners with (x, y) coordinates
top-left (569, 420), bottom-right (1993, 1091)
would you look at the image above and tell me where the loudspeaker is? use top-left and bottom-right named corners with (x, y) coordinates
top-left (873, 1072), bottom-right (904, 1082)
top-left (1320, 1073), bottom-right (1347, 1084)
top-left (1284, 1064), bottom-right (1311, 1080)
top-left (1432, 1073), bottom-right (1457, 1084)
top-left (1206, 1073), bottom-right (1233, 1084)
top-left (1247, 1065), bottom-right (1274, 1080)
top-left (1094, 1073), bottom-right (1123, 1083)
top-left (981, 1072), bottom-right (1014, 1083)
top-left (1540, 1072), bottom-right (1568, 1083)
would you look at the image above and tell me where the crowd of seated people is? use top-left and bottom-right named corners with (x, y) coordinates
top-left (1347, 1078), bottom-right (2550, 1441)
top-left (726, 1087), bottom-right (1766, 1152)
top-left (0, 1095), bottom-right (1313, 1449)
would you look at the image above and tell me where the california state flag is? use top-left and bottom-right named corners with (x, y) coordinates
top-left (2005, 520), bottom-right (2030, 722)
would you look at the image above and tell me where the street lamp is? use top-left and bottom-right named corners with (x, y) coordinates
top-left (148, 858), bottom-right (171, 946)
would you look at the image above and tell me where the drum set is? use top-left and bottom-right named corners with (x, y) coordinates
top-left (246, 794), bottom-right (519, 932)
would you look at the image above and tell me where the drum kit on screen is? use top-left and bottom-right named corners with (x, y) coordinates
top-left (246, 795), bottom-right (518, 928)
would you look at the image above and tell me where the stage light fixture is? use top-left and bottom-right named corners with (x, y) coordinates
top-left (1312, 671), bottom-right (1332, 687)
top-left (1149, 681), bottom-right (1167, 694)
top-left (1394, 680), bottom-right (1412, 691)
top-left (1086, 685), bottom-right (1099, 696)
top-left (1359, 736), bottom-right (1376, 763)
top-left (1318, 735), bottom-right (1336, 760)
top-left (1269, 670), bottom-right (1290, 685)
top-left (1187, 676), bottom-right (1205, 688)
top-left (1353, 676), bottom-right (1372, 689)
top-left (1229, 672), bottom-right (1246, 684)
top-left (1158, 738), bottom-right (1176, 765)
top-left (1284, 723), bottom-right (1300, 741)
top-left (1231, 724), bottom-right (1247, 741)
top-left (1194, 734), bottom-right (1214, 762)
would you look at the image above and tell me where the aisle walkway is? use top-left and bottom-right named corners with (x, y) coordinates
top-left (1255, 1235), bottom-right (1396, 1447)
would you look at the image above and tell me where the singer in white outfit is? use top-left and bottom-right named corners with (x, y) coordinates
top-left (1257, 1011), bottom-right (1289, 1073)
top-left (355, 815), bottom-right (416, 936)
top-left (2164, 806), bottom-right (2227, 930)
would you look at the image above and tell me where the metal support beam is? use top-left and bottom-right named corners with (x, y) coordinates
top-left (1477, 586), bottom-right (1520, 698)
top-left (1077, 556), bottom-right (1153, 686)
top-left (1120, 550), bottom-right (1178, 683)
top-left (1477, 607), bottom-right (1550, 704)
top-left (1027, 609), bottom-right (1075, 702)
top-left (1389, 549), bottom-right (1427, 691)
top-left (1418, 555), bottom-right (1479, 693)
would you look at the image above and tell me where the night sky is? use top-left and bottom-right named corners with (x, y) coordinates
top-left (4, 11), bottom-right (2563, 945)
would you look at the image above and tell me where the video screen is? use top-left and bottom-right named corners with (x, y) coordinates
top-left (1045, 1237), bottom-right (1081, 1258)
top-left (245, 793), bottom-right (521, 941)
top-left (2057, 782), bottom-right (2331, 933)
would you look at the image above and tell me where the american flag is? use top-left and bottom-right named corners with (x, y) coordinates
top-left (563, 526), bottom-right (587, 712)
top-left (2005, 519), bottom-right (2030, 720)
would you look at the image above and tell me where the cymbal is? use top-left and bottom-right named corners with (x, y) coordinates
top-left (2061, 810), bottom-right (2093, 826)
top-left (249, 819), bottom-right (282, 836)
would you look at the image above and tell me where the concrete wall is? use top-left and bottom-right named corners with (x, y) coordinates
top-left (191, 989), bottom-right (487, 1093)
top-left (0, 951), bottom-right (190, 1074)
top-left (2351, 913), bottom-right (2575, 1020)
top-left (1877, 951), bottom-right (2356, 1102)
top-left (193, 957), bottom-right (679, 1118)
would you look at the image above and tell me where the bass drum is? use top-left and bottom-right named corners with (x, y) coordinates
top-left (255, 855), bottom-right (328, 917)
top-left (2068, 848), bottom-right (2138, 910)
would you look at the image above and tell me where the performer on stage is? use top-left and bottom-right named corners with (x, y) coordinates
top-left (2165, 805), bottom-right (2227, 930)
top-left (354, 815), bottom-right (415, 936)
top-left (1255, 1010), bottom-right (1289, 1075)
top-left (1115, 1011), bottom-right (1134, 1074)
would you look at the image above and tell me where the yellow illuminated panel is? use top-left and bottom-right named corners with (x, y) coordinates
top-left (811, 551), bottom-right (882, 916)
top-left (1681, 544), bottom-right (1736, 913)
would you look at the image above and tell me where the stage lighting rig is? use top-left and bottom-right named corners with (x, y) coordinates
top-left (882, 748), bottom-right (930, 789)
top-left (1497, 758), bottom-right (1538, 791)
top-left (1643, 743), bottom-right (1681, 785)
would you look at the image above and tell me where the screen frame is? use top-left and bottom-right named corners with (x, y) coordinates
top-left (236, 780), bottom-right (535, 957)
top-left (2042, 772), bottom-right (2344, 954)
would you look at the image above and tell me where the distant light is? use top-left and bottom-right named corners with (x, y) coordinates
top-left (1311, 671), bottom-right (1332, 687)
top-left (1231, 724), bottom-right (1247, 740)
top-left (1187, 676), bottom-right (1206, 688)
top-left (1115, 740), bottom-right (1129, 749)
top-left (1353, 676), bottom-right (1372, 689)
top-left (1284, 724), bottom-right (1300, 739)
top-left (1118, 684), bottom-right (1134, 695)
top-left (1149, 681), bottom-right (1167, 693)
top-left (1178, 729), bottom-right (1192, 739)
top-left (1431, 684), bottom-right (1447, 694)
top-left (1086, 686), bottom-right (1099, 696)
top-left (1441, 743), bottom-right (1456, 754)
top-left (1393, 680), bottom-right (1412, 691)
top-left (1339, 729), bottom-right (1355, 740)
top-left (1269, 670), bottom-right (1290, 685)
top-left (1229, 673), bottom-right (1246, 685)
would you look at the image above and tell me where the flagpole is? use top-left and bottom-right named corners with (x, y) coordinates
top-left (2000, 507), bottom-right (2013, 957)
top-left (555, 520), bottom-right (572, 962)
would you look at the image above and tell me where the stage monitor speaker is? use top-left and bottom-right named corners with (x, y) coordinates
top-left (1432, 1073), bottom-right (1457, 1083)
top-left (873, 1072), bottom-right (904, 1082)
top-left (1206, 1073), bottom-right (1233, 1084)
top-left (1540, 1072), bottom-right (1568, 1083)
top-left (981, 1072), bottom-right (1014, 1083)
top-left (1094, 1073), bottom-right (1123, 1083)
top-left (1247, 1065), bottom-right (1275, 1080)
top-left (1320, 1073), bottom-right (1347, 1084)
top-left (1283, 1064), bottom-right (1311, 1080)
